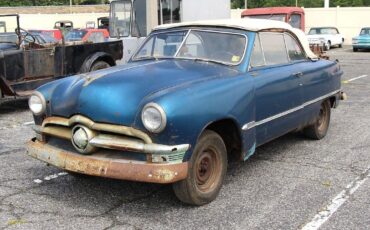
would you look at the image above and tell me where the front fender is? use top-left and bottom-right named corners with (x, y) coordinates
top-left (134, 74), bottom-right (256, 161)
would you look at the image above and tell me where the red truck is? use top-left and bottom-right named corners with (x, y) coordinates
top-left (241, 7), bottom-right (305, 31)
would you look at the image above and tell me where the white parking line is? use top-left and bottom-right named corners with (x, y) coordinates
top-left (301, 166), bottom-right (370, 230)
top-left (23, 121), bottom-right (34, 126)
top-left (33, 172), bottom-right (68, 184)
top-left (343, 75), bottom-right (369, 83)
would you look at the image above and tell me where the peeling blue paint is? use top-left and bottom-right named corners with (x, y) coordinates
top-left (243, 142), bottom-right (256, 161)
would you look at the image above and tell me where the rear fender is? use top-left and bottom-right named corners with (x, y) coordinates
top-left (79, 52), bottom-right (115, 73)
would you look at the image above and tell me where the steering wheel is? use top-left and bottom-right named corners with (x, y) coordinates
top-left (16, 28), bottom-right (36, 45)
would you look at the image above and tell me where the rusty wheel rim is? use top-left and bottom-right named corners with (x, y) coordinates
top-left (317, 105), bottom-right (328, 132)
top-left (195, 147), bottom-right (221, 192)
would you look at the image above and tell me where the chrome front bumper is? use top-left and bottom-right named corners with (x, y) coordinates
top-left (32, 115), bottom-right (190, 164)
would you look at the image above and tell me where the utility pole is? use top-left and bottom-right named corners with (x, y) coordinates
top-left (325, 0), bottom-right (329, 8)
top-left (245, 0), bottom-right (247, 9)
top-left (296, 0), bottom-right (298, 7)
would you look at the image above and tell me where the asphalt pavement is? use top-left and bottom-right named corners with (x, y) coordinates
top-left (0, 47), bottom-right (369, 230)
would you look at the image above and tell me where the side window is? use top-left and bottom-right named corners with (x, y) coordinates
top-left (250, 34), bottom-right (265, 67)
top-left (289, 14), bottom-right (301, 29)
top-left (259, 32), bottom-right (289, 65)
top-left (284, 33), bottom-right (306, 61)
top-left (158, 0), bottom-right (181, 25)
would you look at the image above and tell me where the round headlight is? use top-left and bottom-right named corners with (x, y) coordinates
top-left (28, 92), bottom-right (46, 115)
top-left (141, 103), bottom-right (167, 133)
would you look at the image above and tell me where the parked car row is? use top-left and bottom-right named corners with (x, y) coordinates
top-left (307, 26), bottom-right (370, 52)
top-left (0, 14), bottom-right (123, 101)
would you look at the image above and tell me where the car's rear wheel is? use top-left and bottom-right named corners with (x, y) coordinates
top-left (90, 60), bottom-right (111, 72)
top-left (303, 100), bottom-right (331, 140)
top-left (173, 130), bottom-right (227, 206)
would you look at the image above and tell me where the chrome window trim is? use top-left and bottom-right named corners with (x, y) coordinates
top-left (173, 29), bottom-right (192, 57)
top-left (242, 90), bottom-right (340, 131)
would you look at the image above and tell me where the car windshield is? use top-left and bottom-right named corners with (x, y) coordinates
top-left (0, 33), bottom-right (18, 43)
top-left (360, 28), bottom-right (370, 35)
top-left (244, 14), bottom-right (286, 22)
top-left (65, 30), bottom-right (88, 41)
top-left (309, 28), bottom-right (338, 35)
top-left (133, 29), bottom-right (247, 65)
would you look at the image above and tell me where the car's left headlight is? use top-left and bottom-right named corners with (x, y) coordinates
top-left (28, 92), bottom-right (46, 115)
top-left (141, 103), bottom-right (167, 133)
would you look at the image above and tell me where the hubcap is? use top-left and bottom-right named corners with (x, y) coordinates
top-left (195, 147), bottom-right (221, 192)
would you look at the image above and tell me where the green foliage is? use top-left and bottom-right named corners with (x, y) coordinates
top-left (231, 0), bottom-right (370, 8)
top-left (0, 0), bottom-right (369, 8)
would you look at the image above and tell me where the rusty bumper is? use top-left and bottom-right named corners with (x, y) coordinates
top-left (27, 139), bottom-right (189, 184)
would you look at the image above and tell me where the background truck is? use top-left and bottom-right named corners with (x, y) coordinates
top-left (0, 14), bottom-right (123, 101)
top-left (109, 0), bottom-right (231, 63)
top-left (241, 7), bottom-right (305, 31)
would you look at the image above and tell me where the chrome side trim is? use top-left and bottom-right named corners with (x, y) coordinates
top-left (242, 90), bottom-right (340, 131)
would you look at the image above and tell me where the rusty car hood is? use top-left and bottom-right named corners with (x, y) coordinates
top-left (40, 59), bottom-right (239, 125)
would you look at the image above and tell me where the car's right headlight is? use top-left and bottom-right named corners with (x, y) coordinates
top-left (28, 92), bottom-right (46, 115)
top-left (141, 103), bottom-right (167, 133)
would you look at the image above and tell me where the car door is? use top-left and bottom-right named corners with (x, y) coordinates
top-left (249, 32), bottom-right (304, 145)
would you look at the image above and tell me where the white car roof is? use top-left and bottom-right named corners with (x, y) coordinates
top-left (155, 19), bottom-right (317, 60)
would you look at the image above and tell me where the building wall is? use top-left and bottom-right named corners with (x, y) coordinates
top-left (231, 7), bottom-right (370, 45)
top-left (182, 0), bottom-right (230, 21)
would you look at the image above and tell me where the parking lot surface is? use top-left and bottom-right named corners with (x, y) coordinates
top-left (0, 47), bottom-right (369, 230)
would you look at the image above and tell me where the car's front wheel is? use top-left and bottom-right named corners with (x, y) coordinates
top-left (173, 130), bottom-right (227, 206)
top-left (353, 48), bottom-right (359, 52)
top-left (303, 100), bottom-right (331, 140)
top-left (324, 41), bottom-right (331, 51)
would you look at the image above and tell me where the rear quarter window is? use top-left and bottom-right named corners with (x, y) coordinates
top-left (250, 32), bottom-right (306, 68)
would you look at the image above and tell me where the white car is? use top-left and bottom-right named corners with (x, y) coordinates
top-left (307, 27), bottom-right (345, 51)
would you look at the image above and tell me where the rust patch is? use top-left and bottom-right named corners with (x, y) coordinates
top-left (27, 140), bottom-right (188, 184)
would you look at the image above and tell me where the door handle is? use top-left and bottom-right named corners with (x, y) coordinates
top-left (292, 72), bottom-right (303, 77)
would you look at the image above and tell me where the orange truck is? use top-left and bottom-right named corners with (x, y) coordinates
top-left (241, 7), bottom-right (305, 31)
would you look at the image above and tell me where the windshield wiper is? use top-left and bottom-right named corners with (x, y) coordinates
top-left (192, 58), bottom-right (231, 66)
top-left (133, 56), bottom-right (159, 61)
top-left (133, 56), bottom-right (175, 61)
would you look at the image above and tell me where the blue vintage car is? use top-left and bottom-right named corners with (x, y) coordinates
top-left (27, 19), bottom-right (344, 205)
top-left (352, 27), bottom-right (370, 52)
